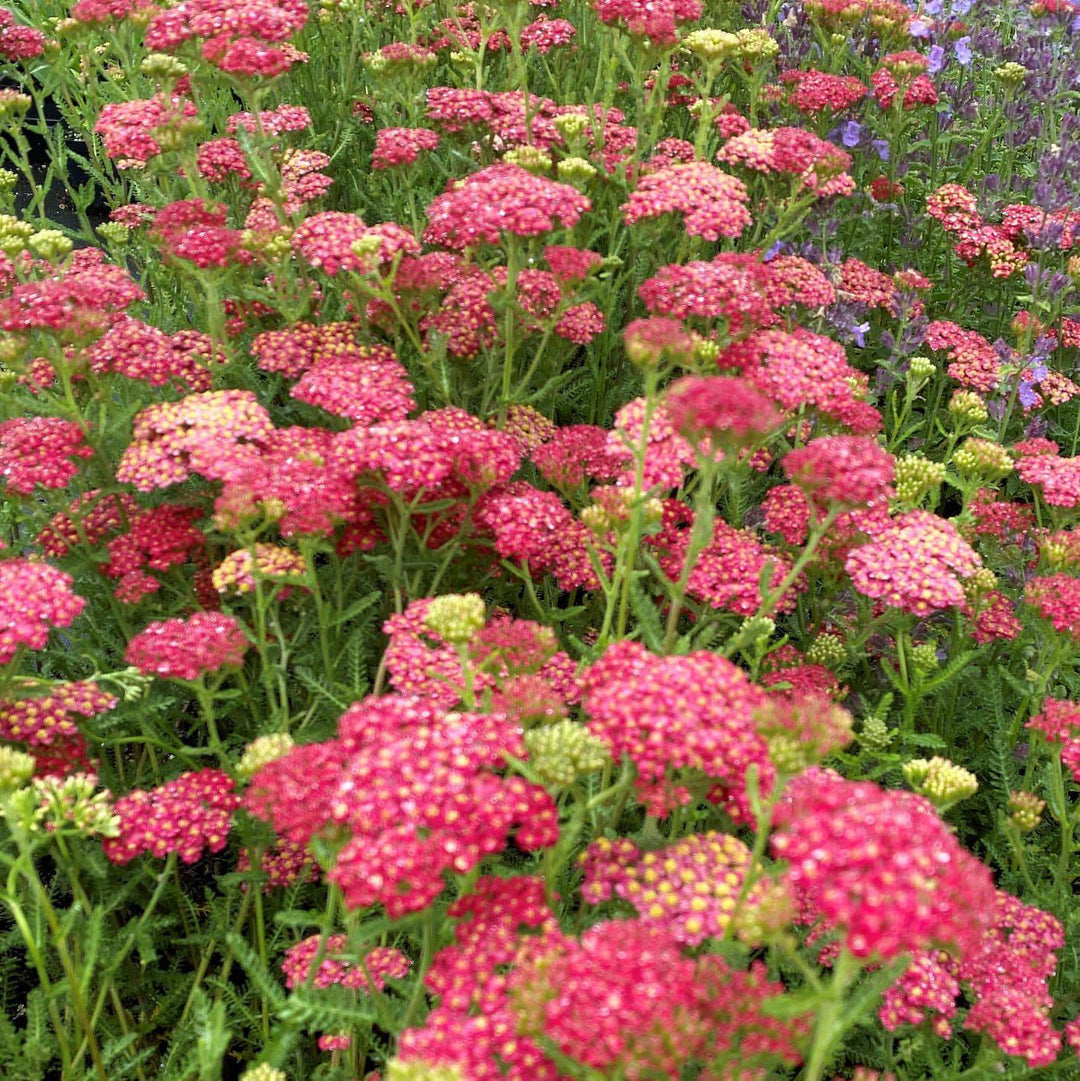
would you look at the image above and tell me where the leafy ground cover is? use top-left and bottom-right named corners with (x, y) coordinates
top-left (2, 0), bottom-right (1080, 1078)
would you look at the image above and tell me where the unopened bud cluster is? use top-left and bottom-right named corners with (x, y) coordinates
top-left (237, 733), bottom-right (296, 780)
top-left (1008, 790), bottom-right (1045, 832)
top-left (423, 593), bottom-right (486, 644)
top-left (525, 720), bottom-right (609, 787)
top-left (948, 390), bottom-right (990, 426)
top-left (894, 454), bottom-right (946, 506)
top-left (806, 633), bottom-right (846, 668)
top-left (902, 756), bottom-right (978, 808)
top-left (954, 438), bottom-right (1013, 479)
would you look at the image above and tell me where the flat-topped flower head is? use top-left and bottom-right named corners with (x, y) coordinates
top-left (583, 640), bottom-right (774, 820)
top-left (104, 768), bottom-right (240, 864)
top-left (772, 769), bottom-right (996, 960)
top-left (124, 611), bottom-right (249, 681)
top-left (783, 435), bottom-right (896, 511)
top-left (622, 161), bottom-right (751, 241)
top-left (423, 164), bottom-right (590, 250)
top-left (846, 511), bottom-right (981, 617)
top-left (591, 0), bottom-right (703, 46)
top-left (0, 417), bottom-right (92, 494)
top-left (0, 560), bottom-right (85, 665)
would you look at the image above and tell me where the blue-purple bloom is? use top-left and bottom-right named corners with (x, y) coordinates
top-left (927, 45), bottom-right (946, 74)
top-left (841, 120), bottom-right (862, 148)
top-left (954, 37), bottom-right (973, 66)
top-left (872, 139), bottom-right (891, 161)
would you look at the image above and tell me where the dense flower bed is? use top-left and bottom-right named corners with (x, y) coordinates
top-left (2, 0), bottom-right (1080, 1078)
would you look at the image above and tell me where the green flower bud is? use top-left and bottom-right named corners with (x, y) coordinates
top-left (953, 437), bottom-right (1012, 479)
top-left (0, 168), bottom-right (17, 193)
top-left (525, 720), bottom-right (609, 788)
top-left (96, 221), bottom-right (131, 246)
top-left (28, 228), bottom-right (73, 262)
top-left (859, 714), bottom-right (894, 752)
top-left (906, 355), bottom-right (936, 385)
top-left (140, 52), bottom-right (188, 79)
top-left (239, 1067), bottom-right (287, 1081)
top-left (947, 389), bottom-right (989, 426)
top-left (683, 28), bottom-right (740, 62)
top-left (894, 453), bottom-right (946, 507)
top-left (29, 772), bottom-right (119, 837)
top-left (994, 62), bottom-right (1027, 87)
top-left (909, 642), bottom-right (939, 675)
top-left (806, 633), bottom-right (846, 668)
top-left (0, 213), bottom-right (34, 256)
top-left (237, 733), bottom-right (296, 781)
top-left (553, 113), bottom-right (588, 141)
top-left (385, 1060), bottom-right (464, 1081)
top-left (0, 90), bottom-right (32, 124)
top-left (503, 146), bottom-right (553, 174)
top-left (902, 756), bottom-right (978, 809)
top-left (556, 156), bottom-right (597, 184)
top-left (1008, 790), bottom-right (1045, 832)
top-left (423, 594), bottom-right (486, 644)
top-left (736, 27), bottom-right (780, 60)
top-left (0, 746), bottom-right (34, 794)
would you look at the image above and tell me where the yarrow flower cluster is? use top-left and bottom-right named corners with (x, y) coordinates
top-left (622, 161), bottom-right (751, 241)
top-left (772, 769), bottom-right (997, 960)
top-left (424, 164), bottom-right (590, 249)
top-left (582, 641), bottom-right (774, 819)
top-left (0, 560), bottom-right (85, 665)
top-left (124, 612), bottom-right (250, 681)
top-left (246, 695), bottom-right (559, 916)
top-left (0, 416), bottom-right (93, 494)
top-left (104, 769), bottom-right (240, 864)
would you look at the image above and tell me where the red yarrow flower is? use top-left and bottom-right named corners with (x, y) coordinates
top-left (772, 769), bottom-right (997, 960)
top-left (0, 560), bottom-right (85, 665)
top-left (124, 611), bottom-right (250, 681)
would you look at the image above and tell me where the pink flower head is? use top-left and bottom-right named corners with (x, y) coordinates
top-left (0, 9), bottom-right (45, 59)
top-left (144, 0), bottom-right (308, 73)
top-left (591, 0), bottom-right (703, 46)
top-left (772, 769), bottom-right (997, 960)
top-left (382, 600), bottom-right (579, 710)
top-left (104, 769), bottom-right (240, 864)
top-left (290, 343), bottom-right (415, 424)
top-left (622, 161), bottom-right (751, 241)
top-left (665, 375), bottom-right (780, 446)
top-left (845, 510), bottom-right (981, 616)
top-left (95, 92), bottom-right (196, 164)
top-left (86, 314), bottom-right (218, 390)
top-left (372, 126), bottom-right (440, 169)
top-left (246, 696), bottom-right (559, 916)
top-left (282, 937), bottom-right (411, 991)
top-left (0, 680), bottom-right (116, 747)
top-left (1027, 698), bottom-right (1080, 742)
top-left (424, 164), bottom-right (590, 250)
top-left (783, 69), bottom-right (868, 114)
top-left (150, 200), bottom-right (245, 268)
top-left (117, 390), bottom-right (273, 491)
top-left (474, 482), bottom-right (602, 591)
top-left (124, 611), bottom-right (249, 681)
top-left (0, 560), bottom-right (85, 665)
top-left (1024, 575), bottom-right (1080, 638)
top-left (0, 417), bottom-right (93, 494)
top-left (510, 921), bottom-right (806, 1078)
top-left (653, 508), bottom-right (800, 616)
top-left (579, 832), bottom-right (753, 944)
top-left (583, 640), bottom-right (774, 820)
top-left (290, 211), bottom-right (368, 275)
top-left (783, 435), bottom-right (895, 510)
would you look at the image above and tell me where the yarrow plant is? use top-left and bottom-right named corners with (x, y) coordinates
top-left (5, 0), bottom-right (1080, 1078)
